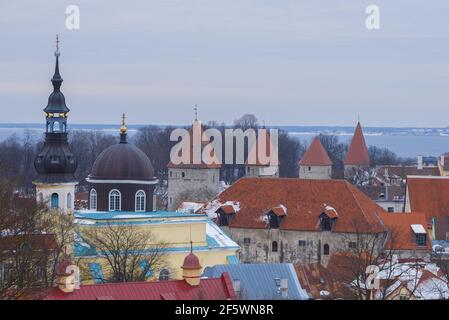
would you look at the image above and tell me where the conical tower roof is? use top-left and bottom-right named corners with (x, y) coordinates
top-left (299, 136), bottom-right (332, 166)
top-left (344, 122), bottom-right (370, 165)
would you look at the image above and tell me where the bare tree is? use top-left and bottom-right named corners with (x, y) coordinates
top-left (0, 180), bottom-right (73, 300)
top-left (79, 223), bottom-right (169, 283)
top-left (330, 219), bottom-right (420, 300)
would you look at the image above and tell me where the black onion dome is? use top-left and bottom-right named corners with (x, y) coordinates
top-left (44, 54), bottom-right (70, 114)
top-left (34, 134), bottom-right (78, 183)
top-left (89, 143), bottom-right (155, 181)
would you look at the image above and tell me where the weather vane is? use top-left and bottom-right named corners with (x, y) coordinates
top-left (55, 34), bottom-right (60, 57)
top-left (193, 104), bottom-right (199, 121)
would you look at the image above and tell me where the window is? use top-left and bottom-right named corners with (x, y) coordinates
top-left (416, 234), bottom-right (426, 246)
top-left (243, 238), bottom-right (251, 245)
top-left (320, 215), bottom-right (332, 231)
top-left (67, 193), bottom-right (72, 209)
top-left (135, 190), bottom-right (146, 212)
top-left (169, 171), bottom-right (173, 178)
top-left (109, 189), bottom-right (121, 211)
top-left (268, 214), bottom-right (280, 229)
top-left (348, 242), bottom-right (357, 249)
top-left (298, 240), bottom-right (306, 247)
top-left (159, 269), bottom-right (170, 281)
top-left (53, 121), bottom-right (60, 132)
top-left (388, 207), bottom-right (394, 212)
top-left (308, 166), bottom-right (311, 171)
top-left (90, 189), bottom-right (97, 211)
top-left (272, 241), bottom-right (278, 252)
top-left (181, 172), bottom-right (185, 178)
top-left (51, 193), bottom-right (59, 209)
top-left (323, 244), bottom-right (330, 255)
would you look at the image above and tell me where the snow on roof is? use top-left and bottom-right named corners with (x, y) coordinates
top-left (177, 202), bottom-right (204, 214)
top-left (206, 221), bottom-right (239, 248)
top-left (201, 200), bottom-right (241, 219)
top-left (411, 224), bottom-right (426, 234)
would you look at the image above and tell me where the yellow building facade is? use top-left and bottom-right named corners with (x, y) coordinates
top-left (73, 210), bottom-right (240, 283)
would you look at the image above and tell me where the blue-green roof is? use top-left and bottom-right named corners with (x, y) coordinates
top-left (74, 210), bottom-right (207, 221)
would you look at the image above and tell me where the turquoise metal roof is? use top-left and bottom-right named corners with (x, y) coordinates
top-left (202, 263), bottom-right (309, 300)
top-left (74, 210), bottom-right (206, 220)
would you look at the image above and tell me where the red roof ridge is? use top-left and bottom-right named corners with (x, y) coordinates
top-left (344, 122), bottom-right (370, 166)
top-left (299, 136), bottom-right (333, 166)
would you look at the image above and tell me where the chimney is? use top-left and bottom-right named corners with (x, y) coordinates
top-left (417, 155), bottom-right (423, 170)
top-left (280, 278), bottom-right (289, 298)
top-left (442, 155), bottom-right (445, 166)
top-left (233, 279), bottom-right (241, 298)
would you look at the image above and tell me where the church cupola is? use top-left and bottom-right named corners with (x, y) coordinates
top-left (44, 34), bottom-right (70, 134)
top-left (34, 36), bottom-right (78, 213)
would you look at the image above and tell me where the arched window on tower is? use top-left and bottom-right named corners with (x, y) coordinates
top-left (53, 121), bottom-right (60, 132)
top-left (135, 190), bottom-right (146, 212)
top-left (109, 190), bottom-right (121, 211)
top-left (90, 189), bottom-right (97, 211)
top-left (51, 193), bottom-right (59, 209)
top-left (67, 193), bottom-right (72, 209)
top-left (159, 269), bottom-right (170, 281)
top-left (323, 244), bottom-right (330, 256)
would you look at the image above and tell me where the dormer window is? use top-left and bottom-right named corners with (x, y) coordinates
top-left (319, 205), bottom-right (338, 231)
top-left (411, 224), bottom-right (427, 246)
top-left (265, 205), bottom-right (287, 229)
top-left (320, 215), bottom-right (332, 231)
top-left (215, 205), bottom-right (236, 226)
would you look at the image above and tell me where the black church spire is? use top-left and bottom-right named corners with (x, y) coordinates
top-left (34, 35), bottom-right (77, 184)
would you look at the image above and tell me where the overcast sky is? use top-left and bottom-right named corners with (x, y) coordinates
top-left (1, 0), bottom-right (448, 127)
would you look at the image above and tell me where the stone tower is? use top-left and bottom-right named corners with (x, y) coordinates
top-left (344, 122), bottom-right (370, 179)
top-left (299, 136), bottom-right (333, 179)
top-left (34, 36), bottom-right (78, 213)
top-left (245, 129), bottom-right (279, 178)
top-left (167, 118), bottom-right (221, 210)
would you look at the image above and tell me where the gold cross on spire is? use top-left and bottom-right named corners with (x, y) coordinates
top-left (55, 34), bottom-right (60, 57)
top-left (120, 113), bottom-right (127, 134)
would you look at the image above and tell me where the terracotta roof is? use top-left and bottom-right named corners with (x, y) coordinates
top-left (216, 205), bottom-right (236, 215)
top-left (43, 272), bottom-right (235, 300)
top-left (299, 136), bottom-right (332, 166)
top-left (0, 234), bottom-right (58, 252)
top-left (379, 212), bottom-right (431, 251)
top-left (378, 165), bottom-right (440, 179)
top-left (268, 206), bottom-right (287, 217)
top-left (167, 120), bottom-right (221, 169)
top-left (201, 178), bottom-right (386, 233)
top-left (344, 122), bottom-right (370, 166)
top-left (406, 177), bottom-right (449, 222)
top-left (182, 252), bottom-right (202, 270)
top-left (358, 185), bottom-right (405, 202)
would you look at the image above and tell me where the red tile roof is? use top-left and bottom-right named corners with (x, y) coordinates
top-left (202, 178), bottom-right (386, 233)
top-left (299, 136), bottom-right (332, 166)
top-left (344, 122), bottom-right (370, 166)
top-left (42, 273), bottom-right (235, 300)
top-left (167, 120), bottom-right (221, 169)
top-left (0, 234), bottom-right (58, 252)
top-left (406, 177), bottom-right (449, 222)
top-left (217, 205), bottom-right (236, 215)
top-left (379, 212), bottom-right (431, 251)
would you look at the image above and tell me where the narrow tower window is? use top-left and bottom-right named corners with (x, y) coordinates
top-left (51, 193), bottom-right (59, 209)
top-left (90, 189), bottom-right (97, 211)
top-left (67, 193), bottom-right (72, 209)
top-left (135, 190), bottom-right (146, 212)
top-left (109, 190), bottom-right (121, 211)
